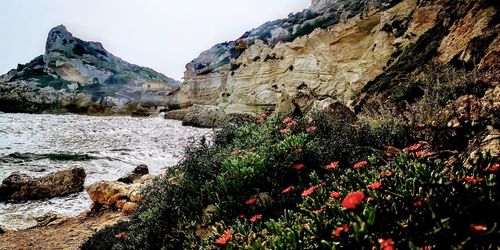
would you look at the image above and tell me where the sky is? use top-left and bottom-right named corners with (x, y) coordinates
top-left (0, 0), bottom-right (310, 80)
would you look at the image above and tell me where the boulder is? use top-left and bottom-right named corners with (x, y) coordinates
top-left (182, 104), bottom-right (226, 128)
top-left (445, 86), bottom-right (499, 128)
top-left (122, 202), bottom-right (138, 214)
top-left (86, 179), bottom-right (148, 212)
top-left (85, 181), bottom-right (129, 208)
top-left (164, 108), bottom-right (192, 120)
top-left (117, 164), bottom-right (149, 184)
top-left (0, 168), bottom-right (86, 201)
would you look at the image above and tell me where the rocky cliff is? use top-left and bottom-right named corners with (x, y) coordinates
top-left (0, 25), bottom-right (179, 114)
top-left (167, 0), bottom-right (498, 119)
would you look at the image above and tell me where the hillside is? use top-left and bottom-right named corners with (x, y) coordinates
top-left (80, 0), bottom-right (499, 249)
top-left (166, 0), bottom-right (498, 122)
top-left (0, 25), bottom-right (179, 114)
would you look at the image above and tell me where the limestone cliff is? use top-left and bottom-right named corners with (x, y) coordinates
top-left (168, 0), bottom-right (499, 118)
top-left (0, 25), bottom-right (180, 114)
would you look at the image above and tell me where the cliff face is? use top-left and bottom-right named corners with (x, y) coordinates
top-left (0, 25), bottom-right (179, 114)
top-left (169, 0), bottom-right (498, 116)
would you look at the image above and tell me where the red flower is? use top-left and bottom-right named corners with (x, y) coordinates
top-left (250, 214), bottom-right (263, 222)
top-left (332, 224), bottom-right (349, 237)
top-left (324, 161), bottom-right (339, 170)
top-left (404, 143), bottom-right (422, 152)
top-left (293, 163), bottom-right (305, 170)
top-left (306, 126), bottom-right (316, 133)
top-left (419, 246), bottom-right (432, 250)
top-left (378, 238), bottom-right (395, 250)
top-left (256, 119), bottom-right (262, 124)
top-left (330, 191), bottom-right (341, 199)
top-left (282, 186), bottom-right (293, 193)
top-left (260, 113), bottom-right (268, 118)
top-left (282, 117), bottom-right (297, 127)
top-left (353, 160), bottom-right (368, 169)
top-left (341, 191), bottom-right (364, 209)
top-left (301, 186), bottom-right (317, 197)
top-left (280, 128), bottom-right (291, 134)
top-left (462, 176), bottom-right (483, 184)
top-left (238, 214), bottom-right (245, 219)
top-left (307, 117), bottom-right (314, 124)
top-left (367, 182), bottom-right (382, 189)
top-left (245, 197), bottom-right (257, 205)
top-left (214, 230), bottom-right (232, 246)
top-left (413, 201), bottom-right (423, 207)
top-left (380, 172), bottom-right (393, 177)
top-left (115, 232), bottom-right (127, 239)
top-left (415, 150), bottom-right (427, 157)
top-left (484, 163), bottom-right (499, 172)
top-left (470, 224), bottom-right (487, 232)
top-left (311, 208), bottom-right (323, 214)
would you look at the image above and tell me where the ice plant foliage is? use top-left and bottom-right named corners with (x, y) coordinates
top-left (341, 191), bottom-right (364, 209)
top-left (214, 230), bottom-right (232, 246)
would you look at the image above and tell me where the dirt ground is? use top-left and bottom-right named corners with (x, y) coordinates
top-left (0, 211), bottom-right (127, 250)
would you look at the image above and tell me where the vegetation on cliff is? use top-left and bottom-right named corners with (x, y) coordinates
top-left (83, 66), bottom-right (499, 248)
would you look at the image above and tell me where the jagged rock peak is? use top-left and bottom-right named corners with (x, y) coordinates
top-left (45, 25), bottom-right (75, 53)
top-left (45, 25), bottom-right (106, 56)
top-left (310, 0), bottom-right (336, 13)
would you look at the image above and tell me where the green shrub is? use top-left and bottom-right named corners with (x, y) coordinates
top-left (82, 113), bottom-right (499, 249)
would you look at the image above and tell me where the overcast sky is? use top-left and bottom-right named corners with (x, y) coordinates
top-left (0, 0), bottom-right (310, 80)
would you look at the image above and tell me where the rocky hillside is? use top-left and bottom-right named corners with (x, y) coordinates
top-left (0, 25), bottom-right (179, 114)
top-left (167, 0), bottom-right (498, 120)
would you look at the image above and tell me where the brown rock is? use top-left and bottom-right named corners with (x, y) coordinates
top-left (85, 181), bottom-right (129, 207)
top-left (117, 164), bottom-right (149, 184)
top-left (122, 202), bottom-right (137, 214)
top-left (0, 168), bottom-right (86, 201)
top-left (116, 199), bottom-right (128, 210)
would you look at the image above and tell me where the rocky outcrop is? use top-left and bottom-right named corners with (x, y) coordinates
top-left (182, 105), bottom-right (226, 128)
top-left (117, 164), bottom-right (149, 184)
top-left (0, 25), bottom-right (180, 114)
top-left (86, 174), bottom-right (155, 214)
top-left (0, 168), bottom-right (86, 201)
top-left (167, 0), bottom-right (499, 118)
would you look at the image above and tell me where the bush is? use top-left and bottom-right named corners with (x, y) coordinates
top-left (82, 113), bottom-right (499, 249)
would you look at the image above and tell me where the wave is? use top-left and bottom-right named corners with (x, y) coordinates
top-left (0, 152), bottom-right (97, 163)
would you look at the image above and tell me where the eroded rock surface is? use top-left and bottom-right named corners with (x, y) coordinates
top-left (0, 168), bottom-right (86, 201)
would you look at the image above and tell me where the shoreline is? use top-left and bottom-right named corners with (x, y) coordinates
top-left (0, 210), bottom-right (128, 250)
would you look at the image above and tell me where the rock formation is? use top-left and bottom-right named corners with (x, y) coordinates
top-left (0, 168), bottom-right (86, 201)
top-left (166, 0), bottom-right (499, 122)
top-left (117, 164), bottom-right (150, 184)
top-left (86, 174), bottom-right (155, 214)
top-left (0, 25), bottom-right (180, 114)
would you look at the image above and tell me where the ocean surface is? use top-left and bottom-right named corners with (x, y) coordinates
top-left (0, 113), bottom-right (211, 229)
